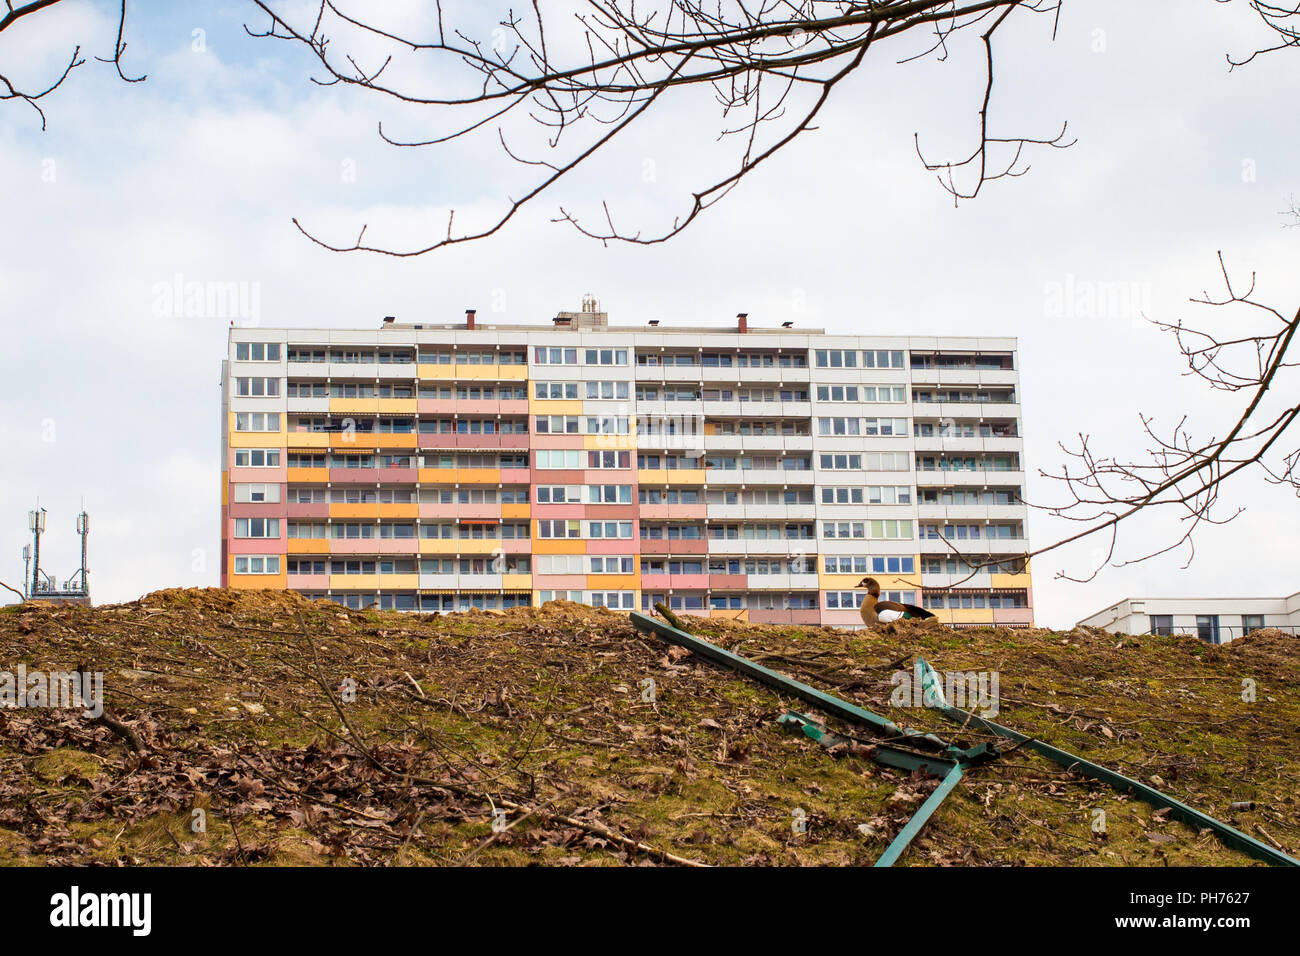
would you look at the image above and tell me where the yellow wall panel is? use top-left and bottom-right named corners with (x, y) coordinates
top-left (287, 538), bottom-right (331, 554)
top-left (330, 574), bottom-right (380, 590)
top-left (228, 574), bottom-right (288, 590)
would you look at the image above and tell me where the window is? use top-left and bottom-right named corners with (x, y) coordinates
top-left (536, 485), bottom-right (581, 504)
top-left (235, 412), bottom-right (281, 432)
top-left (822, 519), bottom-right (912, 539)
top-left (586, 381), bottom-right (630, 400)
top-left (814, 349), bottom-right (858, 368)
top-left (587, 450), bottom-right (631, 469)
top-left (816, 385), bottom-right (860, 402)
top-left (822, 487), bottom-right (864, 505)
top-left (537, 519), bottom-right (582, 539)
top-left (287, 521), bottom-right (327, 538)
top-left (817, 417), bottom-right (861, 436)
top-left (1196, 615), bottom-right (1221, 644)
top-left (234, 448), bottom-right (281, 467)
top-left (329, 559), bottom-right (377, 575)
top-left (861, 350), bottom-right (905, 368)
top-left (584, 349), bottom-right (629, 366)
top-left (819, 454), bottom-right (862, 470)
top-left (822, 556), bottom-right (915, 575)
top-left (585, 416), bottom-right (630, 435)
top-left (234, 517), bottom-right (280, 538)
top-left (535, 382), bottom-right (580, 400)
top-left (868, 486), bottom-right (912, 505)
top-left (234, 342), bottom-right (282, 362)
top-left (587, 521), bottom-right (633, 539)
top-left (589, 556), bottom-right (635, 574)
top-left (1150, 614), bottom-right (1173, 635)
top-left (233, 482), bottom-right (281, 503)
top-left (536, 554), bottom-right (585, 575)
top-left (588, 484), bottom-right (633, 504)
top-left (536, 449), bottom-right (583, 469)
top-left (535, 416), bottom-right (580, 434)
top-left (234, 377), bottom-right (281, 397)
top-left (872, 556), bottom-right (914, 574)
top-left (330, 522), bottom-right (375, 539)
top-left (233, 554), bottom-right (281, 574)
top-left (533, 347), bottom-right (579, 365)
top-left (861, 386), bottom-right (907, 403)
top-left (863, 417), bottom-right (908, 436)
top-left (1242, 614), bottom-right (1265, 636)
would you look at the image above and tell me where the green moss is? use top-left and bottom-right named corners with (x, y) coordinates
top-left (33, 748), bottom-right (104, 784)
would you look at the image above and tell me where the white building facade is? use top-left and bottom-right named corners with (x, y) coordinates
top-left (1078, 593), bottom-right (1300, 643)
top-left (221, 301), bottom-right (1034, 627)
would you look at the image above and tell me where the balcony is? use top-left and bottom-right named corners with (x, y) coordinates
top-left (638, 538), bottom-right (708, 554)
top-left (639, 572), bottom-right (710, 590)
top-left (637, 468), bottom-right (708, 486)
top-left (329, 468), bottom-right (380, 484)
top-left (909, 367), bottom-right (1018, 387)
top-left (287, 397), bottom-right (330, 414)
top-left (638, 504), bottom-right (707, 520)
top-left (709, 574), bottom-right (747, 589)
top-left (638, 432), bottom-right (709, 454)
top-left (416, 363), bottom-right (528, 381)
top-left (327, 362), bottom-right (383, 379)
top-left (287, 573), bottom-right (328, 590)
top-left (917, 504), bottom-right (1026, 521)
top-left (919, 571), bottom-right (994, 588)
top-left (749, 608), bottom-right (820, 626)
top-left (706, 539), bottom-right (814, 556)
top-left (913, 436), bottom-right (1022, 454)
top-left (920, 538), bottom-right (1028, 557)
top-left (913, 401), bottom-right (1020, 422)
top-left (712, 470), bottom-right (811, 486)
top-left (916, 469), bottom-right (1025, 488)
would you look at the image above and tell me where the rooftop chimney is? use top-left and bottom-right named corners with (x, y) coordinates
top-left (465, 308), bottom-right (476, 330)
top-left (737, 313), bottom-right (749, 334)
top-left (382, 315), bottom-right (395, 325)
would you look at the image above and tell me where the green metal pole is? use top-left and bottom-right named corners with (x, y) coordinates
top-left (630, 611), bottom-right (951, 750)
top-left (932, 698), bottom-right (1299, 867)
top-left (873, 762), bottom-right (964, 868)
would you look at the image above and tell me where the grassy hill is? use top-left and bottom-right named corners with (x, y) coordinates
top-left (0, 588), bottom-right (1295, 866)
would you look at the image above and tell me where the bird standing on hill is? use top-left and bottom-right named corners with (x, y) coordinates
top-left (857, 577), bottom-right (934, 626)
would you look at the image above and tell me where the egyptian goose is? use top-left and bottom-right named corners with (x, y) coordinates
top-left (857, 577), bottom-right (934, 626)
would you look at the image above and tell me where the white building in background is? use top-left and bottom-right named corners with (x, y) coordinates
top-left (1077, 592), bottom-right (1300, 644)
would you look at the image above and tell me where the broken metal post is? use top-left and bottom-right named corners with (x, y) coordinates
top-left (873, 762), bottom-right (964, 868)
top-left (630, 611), bottom-right (950, 751)
top-left (914, 658), bottom-right (1299, 868)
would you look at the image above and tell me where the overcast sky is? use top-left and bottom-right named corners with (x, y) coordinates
top-left (2, 1), bottom-right (1297, 627)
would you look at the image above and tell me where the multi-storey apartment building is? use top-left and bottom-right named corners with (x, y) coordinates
top-left (220, 298), bottom-right (1033, 627)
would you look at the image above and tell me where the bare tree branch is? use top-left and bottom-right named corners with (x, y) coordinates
top-left (244, 0), bottom-right (1073, 255)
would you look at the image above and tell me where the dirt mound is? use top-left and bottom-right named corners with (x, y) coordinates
top-left (0, 589), bottom-right (1295, 866)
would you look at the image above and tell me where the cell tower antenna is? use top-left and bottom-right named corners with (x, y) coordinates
top-left (22, 501), bottom-right (90, 604)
